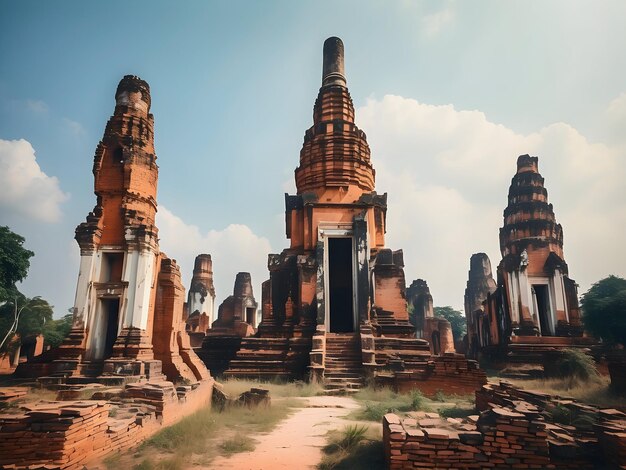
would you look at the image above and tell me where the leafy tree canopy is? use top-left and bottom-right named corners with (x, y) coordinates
top-left (434, 306), bottom-right (466, 342)
top-left (42, 314), bottom-right (73, 349)
top-left (581, 275), bottom-right (626, 346)
top-left (0, 295), bottom-right (54, 352)
top-left (0, 226), bottom-right (34, 301)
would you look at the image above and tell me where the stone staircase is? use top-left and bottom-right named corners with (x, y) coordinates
top-left (223, 338), bottom-right (293, 380)
top-left (323, 333), bottom-right (365, 394)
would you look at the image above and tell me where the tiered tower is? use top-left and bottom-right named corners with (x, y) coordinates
top-left (499, 155), bottom-right (564, 259)
top-left (72, 75), bottom-right (159, 367)
top-left (465, 155), bottom-right (588, 366)
top-left (17, 76), bottom-right (210, 383)
top-left (186, 254), bottom-right (216, 333)
top-left (497, 155), bottom-right (581, 337)
top-left (202, 37), bottom-right (486, 395)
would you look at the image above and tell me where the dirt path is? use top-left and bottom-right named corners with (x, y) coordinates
top-left (202, 395), bottom-right (361, 470)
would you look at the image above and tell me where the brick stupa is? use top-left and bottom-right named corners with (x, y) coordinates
top-left (465, 155), bottom-right (596, 366)
top-left (16, 76), bottom-right (210, 384)
top-left (198, 37), bottom-right (486, 395)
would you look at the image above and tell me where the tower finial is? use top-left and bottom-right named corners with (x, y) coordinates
top-left (322, 37), bottom-right (346, 87)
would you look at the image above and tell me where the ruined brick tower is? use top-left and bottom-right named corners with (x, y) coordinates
top-left (73, 75), bottom-right (159, 364)
top-left (17, 76), bottom-right (210, 383)
top-left (465, 155), bottom-right (592, 365)
top-left (185, 254), bottom-right (216, 346)
top-left (199, 38), bottom-right (485, 395)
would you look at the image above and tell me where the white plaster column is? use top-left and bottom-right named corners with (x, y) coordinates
top-left (508, 272), bottom-right (520, 324)
top-left (122, 250), bottom-right (139, 328)
top-left (72, 251), bottom-right (99, 328)
top-left (518, 269), bottom-right (533, 321)
top-left (553, 269), bottom-right (569, 322)
top-left (126, 249), bottom-right (156, 330)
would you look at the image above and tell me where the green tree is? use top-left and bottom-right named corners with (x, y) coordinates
top-left (434, 306), bottom-right (467, 342)
top-left (0, 226), bottom-right (34, 301)
top-left (0, 295), bottom-right (54, 351)
top-left (42, 314), bottom-right (73, 348)
top-left (581, 275), bottom-right (626, 346)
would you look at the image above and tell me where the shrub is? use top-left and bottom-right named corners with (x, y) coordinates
top-left (410, 390), bottom-right (426, 410)
top-left (556, 348), bottom-right (599, 382)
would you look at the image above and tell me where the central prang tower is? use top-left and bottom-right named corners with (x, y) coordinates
top-left (209, 37), bottom-right (486, 395)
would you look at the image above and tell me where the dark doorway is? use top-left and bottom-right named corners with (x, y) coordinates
top-left (328, 237), bottom-right (354, 333)
top-left (533, 285), bottom-right (553, 336)
top-left (432, 331), bottom-right (441, 355)
top-left (246, 307), bottom-right (256, 327)
top-left (103, 299), bottom-right (120, 358)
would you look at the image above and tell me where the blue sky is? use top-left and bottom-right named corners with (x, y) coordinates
top-left (1, 0), bottom-right (625, 316)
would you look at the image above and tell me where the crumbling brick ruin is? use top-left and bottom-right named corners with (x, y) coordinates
top-left (194, 272), bottom-right (258, 376)
top-left (196, 37), bottom-right (486, 395)
top-left (407, 279), bottom-right (455, 355)
top-left (464, 253), bottom-right (497, 358)
top-left (384, 381), bottom-right (626, 469)
top-left (185, 254), bottom-right (216, 347)
top-left (464, 155), bottom-right (597, 367)
top-left (0, 334), bottom-right (44, 374)
top-left (15, 76), bottom-right (210, 385)
top-left (0, 380), bottom-right (213, 470)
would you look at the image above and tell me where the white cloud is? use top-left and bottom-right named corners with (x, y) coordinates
top-left (604, 91), bottom-right (626, 145)
top-left (357, 95), bottom-right (626, 309)
top-left (0, 139), bottom-right (69, 223)
top-left (156, 206), bottom-right (273, 306)
top-left (607, 92), bottom-right (626, 117)
top-left (25, 99), bottom-right (48, 115)
top-left (422, 6), bottom-right (455, 38)
top-left (62, 118), bottom-right (85, 136)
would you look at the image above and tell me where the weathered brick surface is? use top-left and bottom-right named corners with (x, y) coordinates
top-left (384, 382), bottom-right (626, 469)
top-left (0, 380), bottom-right (213, 470)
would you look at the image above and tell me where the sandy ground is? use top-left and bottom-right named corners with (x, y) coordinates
top-left (200, 395), bottom-right (361, 470)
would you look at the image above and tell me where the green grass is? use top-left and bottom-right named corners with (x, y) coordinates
top-left (318, 425), bottom-right (384, 470)
top-left (219, 432), bottom-right (256, 455)
top-left (547, 404), bottom-right (599, 431)
top-left (555, 349), bottom-right (600, 382)
top-left (350, 386), bottom-right (432, 422)
top-left (507, 375), bottom-right (625, 408)
top-left (128, 395), bottom-right (302, 469)
top-left (219, 378), bottom-right (323, 398)
top-left (438, 406), bottom-right (474, 419)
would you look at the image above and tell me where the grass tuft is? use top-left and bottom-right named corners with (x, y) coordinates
top-left (438, 406), bottom-right (474, 419)
top-left (318, 425), bottom-right (384, 470)
top-left (219, 432), bottom-right (255, 455)
top-left (219, 378), bottom-right (323, 398)
top-left (351, 386), bottom-right (432, 421)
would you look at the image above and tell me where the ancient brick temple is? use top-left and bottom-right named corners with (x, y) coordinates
top-left (185, 254), bottom-right (216, 346)
top-left (210, 272), bottom-right (258, 335)
top-left (197, 37), bottom-right (486, 394)
top-left (16, 76), bottom-right (209, 384)
top-left (465, 155), bottom-right (594, 365)
top-left (407, 279), bottom-right (455, 355)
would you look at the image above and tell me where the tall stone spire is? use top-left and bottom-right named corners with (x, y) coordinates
top-left (294, 36), bottom-right (375, 196)
top-left (76, 75), bottom-right (158, 251)
top-left (322, 37), bottom-right (346, 87)
top-left (499, 155), bottom-right (563, 259)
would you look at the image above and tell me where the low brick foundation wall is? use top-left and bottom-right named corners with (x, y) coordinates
top-left (378, 353), bottom-right (487, 397)
top-left (383, 381), bottom-right (626, 469)
top-left (0, 379), bottom-right (213, 469)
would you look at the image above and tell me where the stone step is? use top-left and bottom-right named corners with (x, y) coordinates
top-left (324, 381), bottom-right (363, 389)
top-left (324, 376), bottom-right (364, 383)
top-left (324, 372), bottom-right (364, 379)
top-left (325, 362), bottom-right (361, 366)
